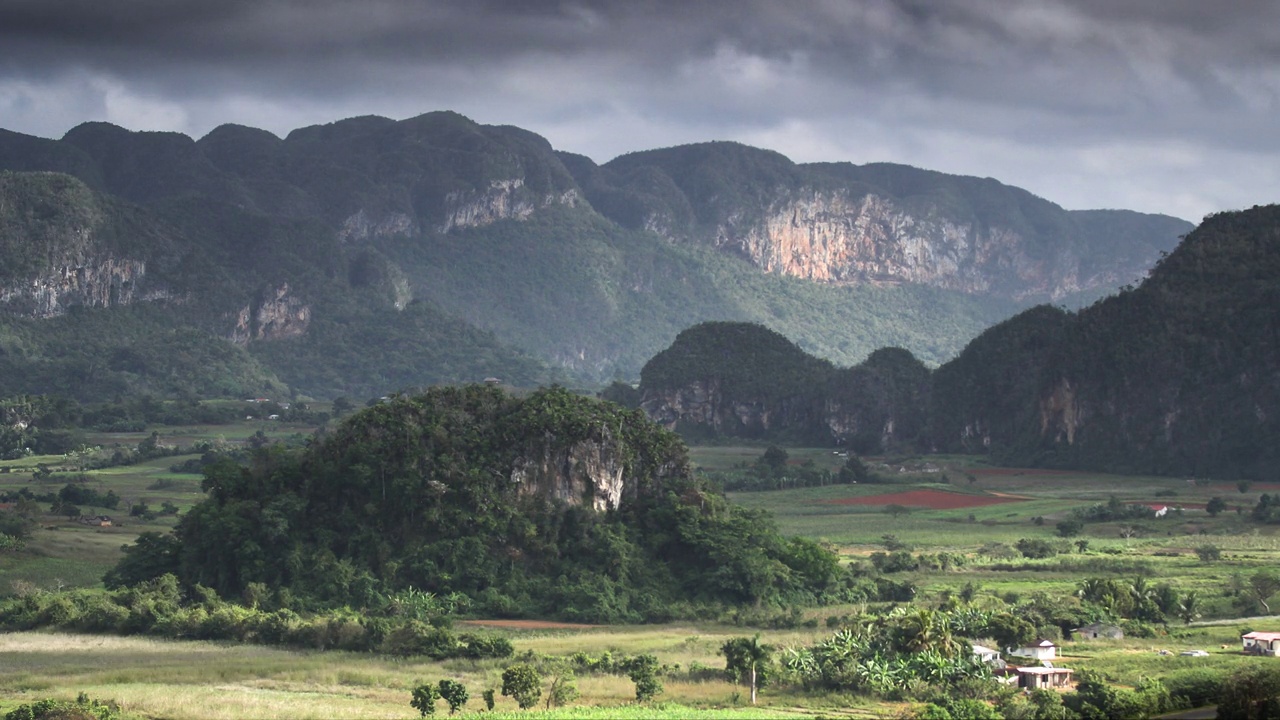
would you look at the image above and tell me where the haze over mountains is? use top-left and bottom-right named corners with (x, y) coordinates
top-left (0, 111), bottom-right (1190, 402)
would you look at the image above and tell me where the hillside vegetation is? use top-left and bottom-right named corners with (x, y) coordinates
top-left (108, 385), bottom-right (841, 623)
top-left (642, 204), bottom-right (1280, 479)
top-left (0, 112), bottom-right (1187, 401)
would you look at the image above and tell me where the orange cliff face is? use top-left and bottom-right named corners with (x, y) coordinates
top-left (714, 190), bottom-right (1086, 300)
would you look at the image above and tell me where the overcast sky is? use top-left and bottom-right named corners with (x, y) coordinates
top-left (1, 0), bottom-right (1276, 221)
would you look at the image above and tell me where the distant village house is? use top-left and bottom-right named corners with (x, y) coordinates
top-left (1008, 639), bottom-right (1057, 661)
top-left (1242, 631), bottom-right (1280, 656)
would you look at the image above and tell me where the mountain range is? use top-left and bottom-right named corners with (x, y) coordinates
top-left (639, 204), bottom-right (1280, 479)
top-left (0, 111), bottom-right (1190, 401)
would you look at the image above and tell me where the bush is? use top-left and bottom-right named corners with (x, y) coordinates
top-left (1163, 668), bottom-right (1226, 708)
top-left (501, 664), bottom-right (542, 710)
top-left (1015, 538), bottom-right (1059, 559)
top-left (437, 679), bottom-right (468, 715)
top-left (410, 683), bottom-right (439, 717)
top-left (5, 694), bottom-right (119, 720)
top-left (379, 621), bottom-right (459, 658)
top-left (1195, 545), bottom-right (1221, 562)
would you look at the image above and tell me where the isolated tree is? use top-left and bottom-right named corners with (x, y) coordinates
top-left (1238, 480), bottom-right (1253, 494)
top-left (1207, 496), bottom-right (1227, 517)
top-left (839, 454), bottom-right (871, 484)
top-left (626, 654), bottom-right (663, 702)
top-left (756, 445), bottom-right (789, 479)
top-left (501, 664), bottom-right (542, 710)
top-left (1177, 591), bottom-right (1202, 625)
top-left (437, 679), bottom-right (468, 714)
top-left (1056, 518), bottom-right (1083, 538)
top-left (545, 672), bottom-right (579, 710)
top-left (721, 635), bottom-right (774, 704)
top-left (481, 689), bottom-right (495, 711)
top-left (410, 683), bottom-right (439, 717)
top-left (1075, 539), bottom-right (1090, 553)
top-left (1249, 570), bottom-right (1280, 613)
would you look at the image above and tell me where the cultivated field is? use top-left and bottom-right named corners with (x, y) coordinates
top-left (2, 443), bottom-right (1279, 717)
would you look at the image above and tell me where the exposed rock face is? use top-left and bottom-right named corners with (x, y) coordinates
top-left (640, 381), bottom-right (817, 439)
top-left (440, 179), bottom-right (580, 233)
top-left (718, 191), bottom-right (1089, 300)
top-left (228, 283), bottom-right (311, 345)
top-left (510, 432), bottom-right (627, 512)
top-left (0, 256), bottom-right (162, 318)
top-left (1040, 377), bottom-right (1082, 444)
top-left (338, 209), bottom-right (416, 242)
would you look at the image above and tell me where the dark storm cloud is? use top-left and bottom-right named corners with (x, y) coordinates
top-left (0, 0), bottom-right (1276, 218)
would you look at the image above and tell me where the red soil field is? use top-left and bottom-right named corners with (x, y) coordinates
top-left (458, 619), bottom-right (602, 630)
top-left (826, 489), bottom-right (1024, 510)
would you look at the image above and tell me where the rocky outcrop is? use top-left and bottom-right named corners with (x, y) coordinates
top-left (439, 179), bottom-right (580, 233)
top-left (640, 381), bottom-right (818, 440)
top-left (1039, 377), bottom-right (1082, 444)
top-left (510, 432), bottom-right (627, 512)
top-left (719, 191), bottom-right (1081, 300)
top-left (338, 209), bottom-right (416, 242)
top-left (227, 283), bottom-right (311, 345)
top-left (0, 256), bottom-right (166, 318)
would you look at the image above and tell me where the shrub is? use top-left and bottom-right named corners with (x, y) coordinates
top-left (410, 683), bottom-right (439, 717)
top-left (5, 694), bottom-right (119, 720)
top-left (501, 664), bottom-right (542, 710)
top-left (626, 653), bottom-right (663, 702)
top-left (1015, 538), bottom-right (1058, 559)
top-left (1195, 545), bottom-right (1221, 562)
top-left (437, 679), bottom-right (468, 714)
top-left (1163, 668), bottom-right (1226, 709)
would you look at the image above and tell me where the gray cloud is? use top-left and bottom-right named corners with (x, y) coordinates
top-left (0, 0), bottom-right (1277, 219)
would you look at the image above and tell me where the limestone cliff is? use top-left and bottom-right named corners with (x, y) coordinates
top-left (586, 145), bottom-right (1191, 303)
top-left (338, 209), bottom-right (416, 242)
top-left (0, 256), bottom-right (160, 318)
top-left (227, 283), bottom-right (311, 345)
top-left (510, 430), bottom-right (627, 512)
top-left (439, 179), bottom-right (580, 233)
top-left (722, 191), bottom-right (1080, 300)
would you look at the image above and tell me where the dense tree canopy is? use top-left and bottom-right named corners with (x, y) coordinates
top-left (111, 385), bottom-right (841, 622)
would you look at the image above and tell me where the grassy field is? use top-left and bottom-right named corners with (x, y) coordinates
top-left (3, 442), bottom-right (1280, 717)
top-left (0, 629), bottom-right (887, 719)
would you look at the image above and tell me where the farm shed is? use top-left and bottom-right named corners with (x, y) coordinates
top-left (1242, 631), bottom-right (1280, 656)
top-left (1073, 623), bottom-right (1124, 640)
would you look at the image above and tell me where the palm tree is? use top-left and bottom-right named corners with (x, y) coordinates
top-left (721, 635), bottom-right (773, 704)
top-left (1177, 591), bottom-right (1202, 625)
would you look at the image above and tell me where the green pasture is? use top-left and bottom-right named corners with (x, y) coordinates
top-left (5, 442), bottom-right (1280, 717)
top-left (0, 630), bottom-right (881, 720)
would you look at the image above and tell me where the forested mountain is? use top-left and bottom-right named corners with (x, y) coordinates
top-left (641, 205), bottom-right (1280, 480)
top-left (113, 386), bottom-right (842, 622)
top-left (932, 204), bottom-right (1280, 478)
top-left (0, 112), bottom-right (1189, 401)
top-left (639, 322), bottom-right (935, 451)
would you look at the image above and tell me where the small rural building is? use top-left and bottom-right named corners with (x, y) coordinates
top-left (1242, 631), bottom-right (1280, 656)
top-left (972, 644), bottom-right (1002, 664)
top-left (1074, 623), bottom-right (1124, 641)
top-left (1015, 666), bottom-right (1074, 690)
top-left (1008, 639), bottom-right (1057, 661)
top-left (1147, 504), bottom-right (1169, 517)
